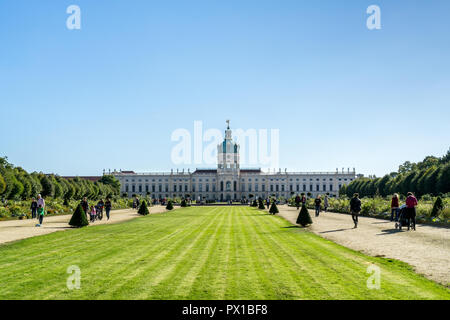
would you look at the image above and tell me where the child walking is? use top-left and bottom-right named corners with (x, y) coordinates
top-left (89, 205), bottom-right (96, 222)
top-left (36, 204), bottom-right (44, 227)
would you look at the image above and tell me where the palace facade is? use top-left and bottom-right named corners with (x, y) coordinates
top-left (112, 123), bottom-right (356, 201)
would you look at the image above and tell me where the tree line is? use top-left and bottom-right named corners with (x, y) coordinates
top-left (340, 149), bottom-right (450, 198)
top-left (0, 157), bottom-right (120, 201)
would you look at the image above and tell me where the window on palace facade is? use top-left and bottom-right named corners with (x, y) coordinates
top-left (206, 184), bottom-right (209, 192)
top-left (330, 184), bottom-right (333, 191)
top-left (165, 184), bottom-right (169, 192)
top-left (213, 185), bottom-right (216, 192)
top-left (220, 181), bottom-right (224, 192)
top-left (173, 185), bottom-right (177, 192)
top-left (125, 185), bottom-right (129, 192)
top-left (281, 185), bottom-right (285, 192)
top-left (185, 185), bottom-right (188, 192)
top-left (132, 185), bottom-right (135, 192)
top-left (310, 185), bottom-right (313, 192)
top-left (199, 184), bottom-right (202, 192)
top-left (303, 185), bottom-right (306, 191)
top-left (270, 185), bottom-right (273, 192)
top-left (323, 185), bottom-right (326, 191)
top-left (316, 185), bottom-right (320, 191)
top-left (146, 185), bottom-right (149, 192)
top-left (234, 181), bottom-right (237, 191)
top-left (158, 185), bottom-right (162, 192)
top-left (248, 185), bottom-right (252, 192)
top-left (262, 185), bottom-right (265, 192)
top-left (276, 185), bottom-right (279, 192)
top-left (255, 184), bottom-right (258, 192)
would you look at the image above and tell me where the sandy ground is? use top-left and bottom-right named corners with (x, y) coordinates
top-left (276, 205), bottom-right (450, 286)
top-left (0, 206), bottom-right (172, 245)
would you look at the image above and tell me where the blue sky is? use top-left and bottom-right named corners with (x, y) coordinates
top-left (1, 0), bottom-right (449, 176)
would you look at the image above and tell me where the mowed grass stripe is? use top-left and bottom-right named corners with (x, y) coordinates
top-left (130, 207), bottom-right (225, 299)
top-left (0, 206), bottom-right (448, 300)
top-left (84, 207), bottom-right (222, 299)
top-left (246, 211), bottom-right (369, 299)
top-left (150, 207), bottom-right (229, 299)
top-left (241, 210), bottom-right (310, 299)
top-left (248, 209), bottom-right (446, 299)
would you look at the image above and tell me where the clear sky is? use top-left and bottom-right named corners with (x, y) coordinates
top-left (1, 0), bottom-right (449, 177)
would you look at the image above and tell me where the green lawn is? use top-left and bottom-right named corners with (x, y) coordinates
top-left (0, 206), bottom-right (448, 300)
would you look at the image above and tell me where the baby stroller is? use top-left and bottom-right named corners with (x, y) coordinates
top-left (95, 205), bottom-right (103, 221)
top-left (395, 205), bottom-right (410, 230)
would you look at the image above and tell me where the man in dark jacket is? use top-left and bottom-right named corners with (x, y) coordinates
top-left (350, 193), bottom-right (362, 228)
top-left (81, 197), bottom-right (89, 216)
top-left (30, 198), bottom-right (38, 219)
top-left (295, 195), bottom-right (301, 210)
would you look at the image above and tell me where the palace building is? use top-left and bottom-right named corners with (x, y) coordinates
top-left (112, 122), bottom-right (356, 201)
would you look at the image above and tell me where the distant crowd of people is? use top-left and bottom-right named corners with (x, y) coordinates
top-left (25, 190), bottom-right (419, 231)
top-left (29, 195), bottom-right (112, 227)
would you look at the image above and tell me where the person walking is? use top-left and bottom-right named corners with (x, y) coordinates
top-left (105, 198), bottom-right (112, 220)
top-left (81, 197), bottom-right (89, 217)
top-left (97, 199), bottom-right (105, 219)
top-left (314, 195), bottom-right (322, 217)
top-left (135, 196), bottom-right (140, 210)
top-left (89, 205), bottom-right (96, 222)
top-left (405, 192), bottom-right (418, 231)
top-left (36, 204), bottom-right (45, 227)
top-left (391, 193), bottom-right (400, 221)
top-left (30, 198), bottom-right (38, 219)
top-left (295, 195), bottom-right (301, 210)
top-left (324, 195), bottom-right (329, 212)
top-left (301, 193), bottom-right (307, 206)
top-left (350, 193), bottom-right (362, 228)
top-left (37, 194), bottom-right (45, 211)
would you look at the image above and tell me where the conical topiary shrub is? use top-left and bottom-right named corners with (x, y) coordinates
top-left (181, 199), bottom-right (187, 207)
top-left (297, 204), bottom-right (313, 227)
top-left (269, 201), bottom-right (279, 215)
top-left (431, 196), bottom-right (444, 217)
top-left (166, 200), bottom-right (174, 210)
top-left (138, 200), bottom-right (149, 215)
top-left (258, 198), bottom-right (265, 209)
top-left (69, 203), bottom-right (89, 228)
top-left (252, 199), bottom-right (258, 207)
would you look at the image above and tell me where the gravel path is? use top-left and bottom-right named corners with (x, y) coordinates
top-left (276, 205), bottom-right (449, 286)
top-left (0, 206), bottom-right (172, 245)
